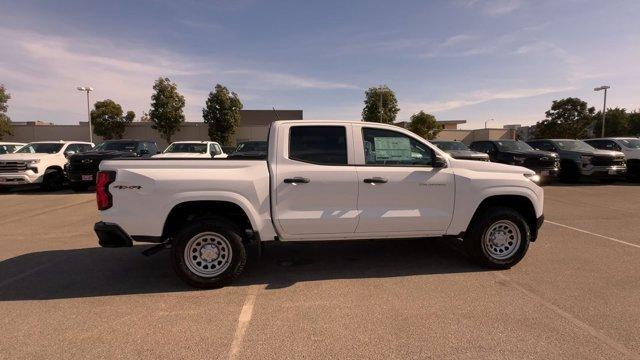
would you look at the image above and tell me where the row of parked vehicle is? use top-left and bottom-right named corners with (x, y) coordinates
top-left (0, 139), bottom-right (268, 192)
top-left (432, 137), bottom-right (639, 182)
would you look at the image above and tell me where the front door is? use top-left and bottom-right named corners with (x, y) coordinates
top-left (354, 127), bottom-right (455, 234)
top-left (273, 125), bottom-right (359, 237)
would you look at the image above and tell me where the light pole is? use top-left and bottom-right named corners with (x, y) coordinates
top-left (77, 86), bottom-right (93, 143)
top-left (485, 118), bottom-right (494, 129)
top-left (594, 85), bottom-right (610, 137)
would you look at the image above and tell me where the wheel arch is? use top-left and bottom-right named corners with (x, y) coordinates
top-left (162, 200), bottom-right (256, 242)
top-left (468, 194), bottom-right (539, 241)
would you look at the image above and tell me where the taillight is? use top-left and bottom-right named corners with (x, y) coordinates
top-left (96, 171), bottom-right (116, 210)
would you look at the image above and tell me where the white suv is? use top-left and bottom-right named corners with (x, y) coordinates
top-left (153, 141), bottom-right (227, 158)
top-left (0, 141), bottom-right (94, 191)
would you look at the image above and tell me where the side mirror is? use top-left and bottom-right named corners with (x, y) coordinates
top-left (138, 149), bottom-right (150, 156)
top-left (433, 155), bottom-right (448, 168)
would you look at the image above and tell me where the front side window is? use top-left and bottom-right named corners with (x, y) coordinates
top-left (289, 126), bottom-right (347, 165)
top-left (16, 143), bottom-right (64, 154)
top-left (362, 128), bottom-right (433, 166)
top-left (93, 141), bottom-right (138, 152)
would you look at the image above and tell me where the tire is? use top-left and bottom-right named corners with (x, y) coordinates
top-left (559, 161), bottom-right (580, 183)
top-left (463, 206), bottom-right (531, 269)
top-left (172, 218), bottom-right (247, 289)
top-left (71, 182), bottom-right (90, 192)
top-left (40, 168), bottom-right (64, 191)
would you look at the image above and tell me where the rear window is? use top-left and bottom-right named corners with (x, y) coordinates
top-left (289, 126), bottom-right (347, 165)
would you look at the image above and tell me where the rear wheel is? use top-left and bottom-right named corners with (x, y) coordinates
top-left (41, 168), bottom-right (64, 191)
top-left (464, 206), bottom-right (530, 269)
top-left (172, 218), bottom-right (246, 288)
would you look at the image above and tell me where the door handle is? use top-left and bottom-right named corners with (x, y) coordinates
top-left (284, 177), bottom-right (310, 184)
top-left (363, 177), bottom-right (388, 184)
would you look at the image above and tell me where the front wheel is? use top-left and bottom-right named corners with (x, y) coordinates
top-left (40, 169), bottom-right (64, 191)
top-left (464, 207), bottom-right (531, 269)
top-left (172, 218), bottom-right (247, 288)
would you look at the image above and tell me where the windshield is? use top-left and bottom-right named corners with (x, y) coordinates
top-left (495, 140), bottom-right (534, 152)
top-left (164, 143), bottom-right (208, 154)
top-left (93, 141), bottom-right (138, 152)
top-left (0, 145), bottom-right (19, 154)
top-left (619, 139), bottom-right (640, 149)
top-left (235, 141), bottom-right (267, 153)
top-left (433, 141), bottom-right (469, 151)
top-left (16, 143), bottom-right (64, 154)
top-left (554, 140), bottom-right (595, 152)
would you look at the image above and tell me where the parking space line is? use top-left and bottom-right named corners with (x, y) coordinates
top-left (227, 285), bottom-right (260, 360)
top-left (546, 221), bottom-right (640, 250)
top-left (496, 273), bottom-right (640, 360)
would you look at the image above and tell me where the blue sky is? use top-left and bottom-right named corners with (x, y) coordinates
top-left (0, 0), bottom-right (638, 129)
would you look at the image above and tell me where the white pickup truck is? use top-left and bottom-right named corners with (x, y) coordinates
top-left (95, 121), bottom-right (544, 288)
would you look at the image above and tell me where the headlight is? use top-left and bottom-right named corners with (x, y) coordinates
top-left (25, 159), bottom-right (40, 165)
top-left (580, 155), bottom-right (592, 166)
top-left (524, 173), bottom-right (541, 183)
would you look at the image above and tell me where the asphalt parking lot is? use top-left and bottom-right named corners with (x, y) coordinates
top-left (1, 185), bottom-right (639, 359)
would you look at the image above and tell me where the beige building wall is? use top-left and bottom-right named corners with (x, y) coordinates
top-left (435, 128), bottom-right (516, 145)
top-left (6, 110), bottom-right (302, 149)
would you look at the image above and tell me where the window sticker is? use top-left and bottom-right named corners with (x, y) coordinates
top-left (373, 137), bottom-right (411, 162)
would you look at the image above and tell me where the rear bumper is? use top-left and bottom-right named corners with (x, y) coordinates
top-left (94, 222), bottom-right (133, 248)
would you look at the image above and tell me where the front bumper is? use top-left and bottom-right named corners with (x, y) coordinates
top-left (94, 222), bottom-right (133, 248)
top-left (532, 214), bottom-right (544, 242)
top-left (581, 165), bottom-right (627, 177)
top-left (0, 172), bottom-right (42, 186)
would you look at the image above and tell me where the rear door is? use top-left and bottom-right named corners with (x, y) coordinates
top-left (353, 125), bottom-right (455, 235)
top-left (273, 124), bottom-right (359, 237)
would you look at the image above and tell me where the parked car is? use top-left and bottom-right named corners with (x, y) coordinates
top-left (584, 137), bottom-right (640, 180)
top-left (66, 140), bottom-right (158, 191)
top-left (0, 142), bottom-right (26, 154)
top-left (527, 139), bottom-right (626, 182)
top-left (0, 141), bottom-right (94, 191)
top-left (431, 140), bottom-right (489, 161)
top-left (469, 140), bottom-right (559, 180)
top-left (153, 141), bottom-right (227, 159)
top-left (94, 120), bottom-right (544, 288)
top-left (229, 140), bottom-right (268, 159)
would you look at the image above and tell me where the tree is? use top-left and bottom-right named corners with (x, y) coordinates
top-left (532, 97), bottom-right (595, 139)
top-left (0, 84), bottom-right (13, 140)
top-left (408, 111), bottom-right (442, 140)
top-left (202, 84), bottom-right (243, 145)
top-left (90, 99), bottom-right (135, 140)
top-left (592, 107), bottom-right (629, 137)
top-left (140, 112), bottom-right (152, 122)
top-left (149, 77), bottom-right (186, 143)
top-left (629, 111), bottom-right (640, 136)
top-left (362, 85), bottom-right (400, 123)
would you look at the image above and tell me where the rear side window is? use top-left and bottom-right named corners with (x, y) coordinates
top-left (289, 126), bottom-right (347, 165)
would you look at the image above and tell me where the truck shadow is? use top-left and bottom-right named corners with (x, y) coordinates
top-left (0, 238), bottom-right (486, 301)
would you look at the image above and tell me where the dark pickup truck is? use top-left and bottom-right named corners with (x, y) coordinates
top-left (66, 140), bottom-right (159, 191)
top-left (469, 140), bottom-right (559, 180)
top-left (527, 139), bottom-right (626, 182)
